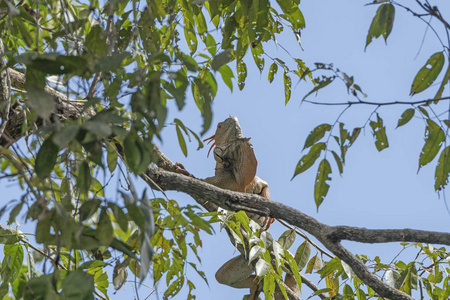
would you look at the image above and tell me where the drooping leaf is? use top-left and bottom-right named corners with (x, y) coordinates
top-left (365, 3), bottom-right (395, 49)
top-left (435, 146), bottom-right (450, 191)
top-left (35, 138), bottom-right (59, 178)
top-left (419, 120), bottom-right (445, 170)
top-left (218, 65), bottom-right (234, 92)
top-left (370, 114), bottom-right (389, 151)
top-left (303, 124), bottom-right (331, 150)
top-left (294, 241), bottom-right (311, 271)
top-left (410, 52), bottom-right (445, 96)
top-left (305, 254), bottom-right (321, 274)
top-left (255, 258), bottom-right (271, 277)
top-left (176, 125), bottom-right (188, 157)
top-left (237, 60), bottom-right (247, 90)
top-left (396, 108), bottom-right (415, 128)
top-left (293, 143), bottom-right (326, 178)
top-left (314, 159), bottom-right (332, 209)
top-left (435, 64), bottom-right (450, 99)
top-left (76, 161), bottom-right (91, 195)
top-left (268, 63), bottom-right (278, 83)
top-left (249, 245), bottom-right (266, 263)
top-left (211, 50), bottom-right (233, 71)
top-left (278, 229), bottom-right (296, 250)
top-left (61, 270), bottom-right (94, 300)
top-left (331, 151), bottom-right (344, 175)
top-left (284, 72), bottom-right (292, 105)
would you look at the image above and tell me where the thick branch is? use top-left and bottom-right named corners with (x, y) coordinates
top-left (142, 164), bottom-right (450, 299)
top-left (0, 68), bottom-right (94, 146)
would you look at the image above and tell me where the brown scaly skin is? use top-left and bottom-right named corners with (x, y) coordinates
top-left (204, 116), bottom-right (299, 300)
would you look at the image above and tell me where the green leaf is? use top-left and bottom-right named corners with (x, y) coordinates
top-left (303, 124), bottom-right (331, 149)
top-left (435, 64), bottom-right (450, 99)
top-left (293, 143), bottom-right (326, 178)
top-left (294, 241), bottom-right (311, 271)
top-left (365, 3), bottom-right (395, 49)
top-left (435, 146), bottom-right (450, 191)
top-left (331, 151), bottom-right (344, 175)
top-left (276, 0), bottom-right (305, 30)
top-left (419, 120), bottom-right (445, 170)
top-left (396, 108), bottom-right (415, 128)
top-left (76, 161), bottom-right (91, 195)
top-left (107, 143), bottom-right (118, 172)
top-left (218, 65), bottom-right (234, 92)
top-left (211, 50), bottom-right (233, 71)
top-left (278, 229), bottom-right (296, 250)
top-left (370, 114), bottom-right (389, 151)
top-left (35, 138), bottom-right (59, 178)
top-left (26, 70), bottom-right (54, 119)
top-left (97, 208), bottom-right (114, 246)
top-left (302, 76), bottom-right (335, 101)
top-left (124, 131), bottom-right (141, 173)
top-left (410, 52), bottom-right (445, 95)
top-left (61, 270), bottom-right (94, 300)
top-left (268, 63), bottom-right (278, 83)
top-left (314, 159), bottom-right (332, 209)
top-left (0, 227), bottom-right (24, 244)
top-left (284, 72), bottom-right (292, 105)
top-left (237, 60), bottom-right (247, 90)
top-left (176, 125), bottom-right (188, 157)
top-left (52, 125), bottom-right (80, 148)
top-left (86, 24), bottom-right (107, 56)
top-left (24, 274), bottom-right (59, 300)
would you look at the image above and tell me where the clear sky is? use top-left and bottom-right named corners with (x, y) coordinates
top-left (2, 1), bottom-right (450, 299)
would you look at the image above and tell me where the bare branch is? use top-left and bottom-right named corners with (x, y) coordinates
top-left (304, 96), bottom-right (450, 107)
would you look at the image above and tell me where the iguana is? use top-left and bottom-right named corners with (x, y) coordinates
top-left (202, 116), bottom-right (298, 300)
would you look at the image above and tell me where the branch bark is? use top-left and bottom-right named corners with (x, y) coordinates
top-left (142, 159), bottom-right (450, 300)
top-left (0, 67), bottom-right (94, 147)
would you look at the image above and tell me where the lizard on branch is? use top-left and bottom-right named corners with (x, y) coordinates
top-left (200, 116), bottom-right (299, 300)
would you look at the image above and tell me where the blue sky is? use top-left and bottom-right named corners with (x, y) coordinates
top-left (2, 0), bottom-right (450, 299)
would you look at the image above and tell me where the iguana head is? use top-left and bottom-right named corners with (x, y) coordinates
top-left (204, 116), bottom-right (244, 156)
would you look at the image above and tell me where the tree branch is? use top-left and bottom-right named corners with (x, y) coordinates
top-left (0, 68), bottom-right (94, 147)
top-left (304, 96), bottom-right (450, 107)
top-left (141, 161), bottom-right (450, 300)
